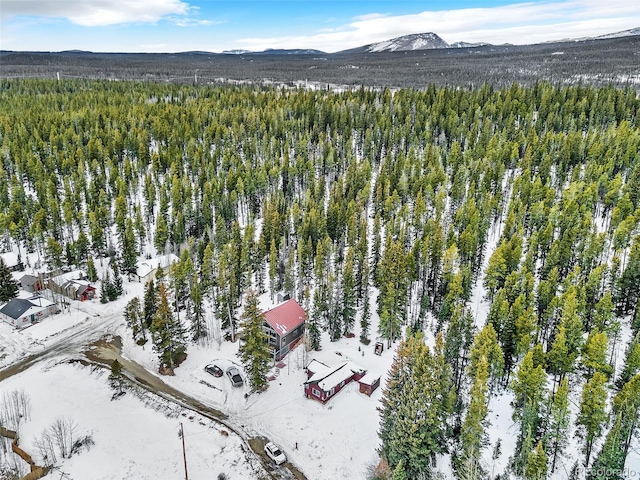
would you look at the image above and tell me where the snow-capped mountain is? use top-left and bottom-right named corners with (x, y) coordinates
top-left (223, 48), bottom-right (325, 55)
top-left (595, 27), bottom-right (640, 39)
top-left (449, 41), bottom-right (490, 48)
top-left (343, 33), bottom-right (449, 53)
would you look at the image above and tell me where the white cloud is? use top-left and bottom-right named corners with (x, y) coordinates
top-left (1, 0), bottom-right (191, 26)
top-left (172, 18), bottom-right (220, 27)
top-left (237, 0), bottom-right (640, 52)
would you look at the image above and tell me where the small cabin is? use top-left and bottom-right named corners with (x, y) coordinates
top-left (304, 359), bottom-right (366, 404)
top-left (358, 373), bottom-right (381, 397)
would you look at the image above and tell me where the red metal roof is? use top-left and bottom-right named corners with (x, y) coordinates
top-left (263, 299), bottom-right (306, 336)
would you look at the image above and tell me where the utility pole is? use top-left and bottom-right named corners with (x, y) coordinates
top-left (180, 422), bottom-right (188, 480)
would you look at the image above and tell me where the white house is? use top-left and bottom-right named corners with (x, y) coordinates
top-left (0, 296), bottom-right (59, 328)
top-left (134, 254), bottom-right (179, 283)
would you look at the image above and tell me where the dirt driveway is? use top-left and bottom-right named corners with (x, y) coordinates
top-left (83, 335), bottom-right (307, 480)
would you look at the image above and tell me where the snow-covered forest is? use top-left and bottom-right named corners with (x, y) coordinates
top-left (1, 78), bottom-right (639, 480)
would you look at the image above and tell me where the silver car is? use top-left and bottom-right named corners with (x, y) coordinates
top-left (226, 366), bottom-right (243, 387)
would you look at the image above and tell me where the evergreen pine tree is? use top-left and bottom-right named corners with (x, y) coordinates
top-left (359, 262), bottom-right (371, 344)
top-left (445, 305), bottom-right (475, 394)
top-left (546, 377), bottom-right (570, 473)
top-left (309, 284), bottom-right (325, 349)
top-left (582, 330), bottom-right (612, 377)
top-left (154, 214), bottom-right (169, 254)
top-left (460, 355), bottom-right (489, 474)
top-left (121, 218), bottom-right (138, 276)
top-left (616, 332), bottom-right (640, 389)
top-left (0, 258), bottom-right (19, 302)
top-left (150, 282), bottom-right (187, 372)
top-left (548, 325), bottom-right (575, 384)
top-left (511, 348), bottom-right (547, 473)
top-left (390, 460), bottom-right (408, 480)
top-left (378, 282), bottom-right (401, 348)
top-left (340, 249), bottom-right (356, 336)
top-left (577, 371), bottom-right (608, 467)
top-left (469, 323), bottom-right (504, 389)
top-left (592, 374), bottom-right (640, 477)
top-left (100, 271), bottom-right (111, 304)
top-left (143, 279), bottom-right (157, 329)
top-left (379, 333), bottom-right (452, 478)
top-left (632, 296), bottom-right (640, 336)
top-left (269, 238), bottom-right (278, 299)
top-left (322, 276), bottom-right (341, 341)
top-left (588, 413), bottom-right (626, 480)
top-left (238, 289), bottom-right (272, 391)
top-left (86, 256), bottom-right (98, 282)
top-left (124, 296), bottom-right (146, 345)
top-left (190, 276), bottom-right (207, 342)
top-left (109, 359), bottom-right (125, 396)
top-left (524, 441), bottom-right (547, 480)
top-left (111, 261), bottom-right (123, 299)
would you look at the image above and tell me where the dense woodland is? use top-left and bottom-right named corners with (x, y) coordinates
top-left (0, 78), bottom-right (639, 479)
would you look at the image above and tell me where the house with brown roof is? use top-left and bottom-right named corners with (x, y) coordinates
top-left (262, 299), bottom-right (306, 361)
top-left (48, 271), bottom-right (95, 301)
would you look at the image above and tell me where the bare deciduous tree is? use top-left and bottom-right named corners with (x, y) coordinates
top-left (34, 429), bottom-right (57, 466)
top-left (34, 416), bottom-right (81, 465)
top-left (0, 389), bottom-right (31, 431)
top-left (49, 417), bottom-right (78, 459)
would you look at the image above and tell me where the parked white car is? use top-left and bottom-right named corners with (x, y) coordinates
top-left (226, 366), bottom-right (243, 387)
top-left (264, 442), bottom-right (287, 465)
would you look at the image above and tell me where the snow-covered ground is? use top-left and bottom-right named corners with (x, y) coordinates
top-left (1, 362), bottom-right (267, 480)
top-left (1, 276), bottom-right (394, 480)
top-left (116, 289), bottom-right (392, 480)
top-left (2, 246), bottom-right (639, 479)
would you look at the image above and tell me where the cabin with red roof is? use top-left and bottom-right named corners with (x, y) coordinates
top-left (263, 299), bottom-right (307, 361)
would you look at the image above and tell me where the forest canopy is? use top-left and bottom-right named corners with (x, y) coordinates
top-left (0, 78), bottom-right (639, 479)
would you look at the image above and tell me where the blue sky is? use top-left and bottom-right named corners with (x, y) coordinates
top-left (1, 0), bottom-right (639, 53)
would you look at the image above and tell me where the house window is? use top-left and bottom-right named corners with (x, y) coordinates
top-left (312, 388), bottom-right (321, 397)
top-left (329, 387), bottom-right (335, 396)
top-left (340, 381), bottom-right (345, 387)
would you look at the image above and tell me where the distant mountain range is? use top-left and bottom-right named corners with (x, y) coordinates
top-left (219, 27), bottom-right (639, 55)
top-left (6, 26), bottom-right (638, 57)
top-left (593, 27), bottom-right (640, 40)
top-left (221, 48), bottom-right (325, 55)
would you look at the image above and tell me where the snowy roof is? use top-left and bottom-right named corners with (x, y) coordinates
top-left (357, 372), bottom-right (380, 386)
top-left (62, 280), bottom-right (94, 294)
top-left (50, 270), bottom-right (86, 285)
top-left (0, 296), bottom-right (54, 320)
top-left (263, 299), bottom-right (306, 336)
top-left (135, 254), bottom-right (179, 278)
top-left (0, 251), bottom-right (19, 267)
top-left (20, 274), bottom-right (40, 285)
top-left (306, 359), bottom-right (331, 377)
top-left (305, 361), bottom-right (365, 391)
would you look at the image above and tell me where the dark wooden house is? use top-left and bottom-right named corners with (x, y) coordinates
top-left (263, 299), bottom-right (306, 361)
top-left (304, 359), bottom-right (366, 404)
top-left (357, 373), bottom-right (381, 397)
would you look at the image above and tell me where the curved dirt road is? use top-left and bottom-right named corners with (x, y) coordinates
top-left (83, 336), bottom-right (307, 480)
